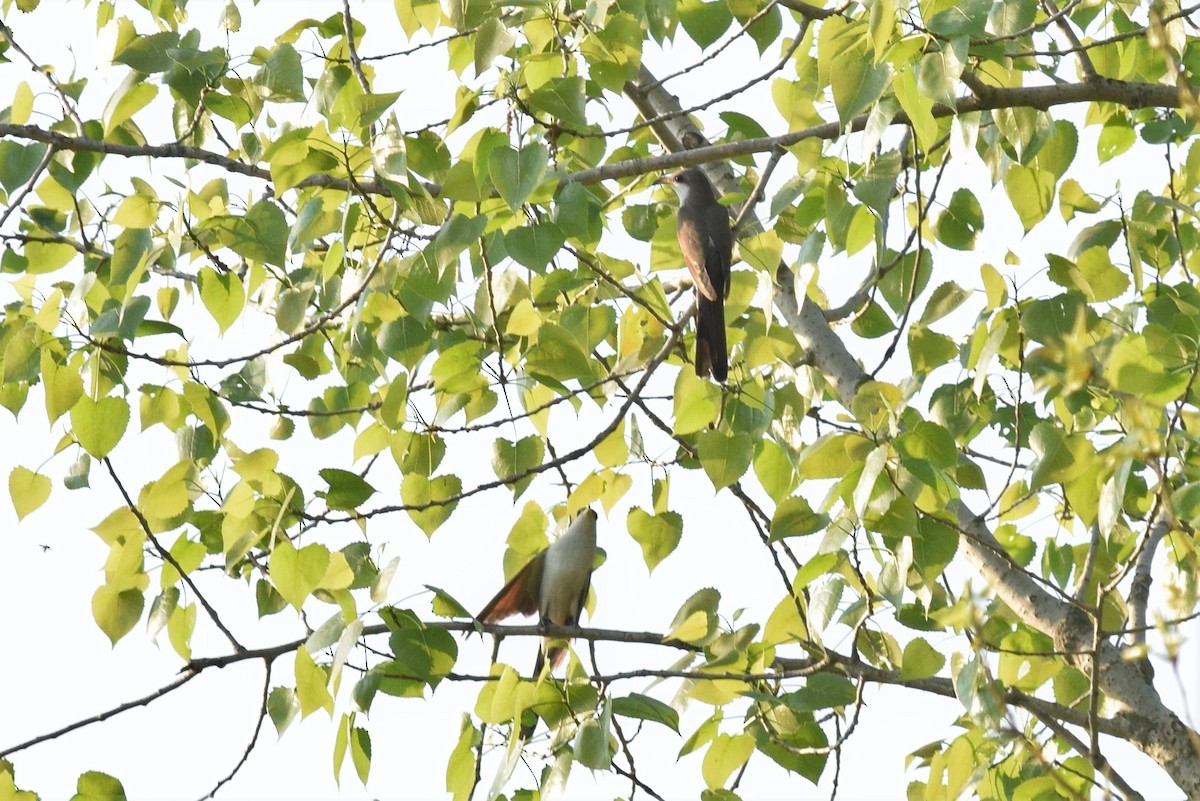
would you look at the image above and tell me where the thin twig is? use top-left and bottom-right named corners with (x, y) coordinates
top-left (103, 457), bottom-right (245, 652)
top-left (198, 662), bottom-right (274, 800)
top-left (0, 670), bottom-right (199, 757)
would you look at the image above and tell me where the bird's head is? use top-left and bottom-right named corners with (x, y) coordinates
top-left (661, 167), bottom-right (711, 205)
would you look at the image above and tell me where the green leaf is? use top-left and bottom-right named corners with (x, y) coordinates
top-left (388, 624), bottom-right (458, 686)
top-left (491, 436), bottom-right (544, 498)
top-left (271, 539), bottom-right (331, 610)
top-left (295, 645), bottom-right (334, 717)
top-left (1103, 334), bottom-right (1189, 404)
top-left (445, 715), bottom-right (478, 801)
top-left (665, 588), bottom-right (720, 645)
top-left (1059, 178), bottom-right (1102, 221)
top-left (9, 466), bottom-right (51, 520)
top-left (267, 686), bottom-right (300, 735)
top-left (878, 249), bottom-right (931, 315)
top-left (70, 396), bottom-right (130, 458)
top-left (197, 267), bottom-right (246, 334)
top-left (71, 771), bottom-right (127, 801)
top-left (139, 460), bottom-right (193, 524)
top-left (988, 0), bottom-right (1037, 37)
top-left (627, 507), bottom-right (683, 572)
top-left (350, 726), bottom-right (371, 784)
top-left (64, 453), bottom-right (91, 490)
top-left (1046, 247), bottom-right (1129, 303)
top-left (679, 0), bottom-right (732, 48)
top-left (505, 221), bottom-right (566, 271)
top-left (697, 431), bottom-right (753, 490)
top-left (702, 733), bottom-right (755, 790)
top-left (753, 440), bottom-right (797, 504)
top-left (167, 602), bottom-right (196, 661)
top-left (819, 18), bottom-right (889, 126)
top-left (255, 43), bottom-right (306, 102)
top-left (784, 673), bottom-right (857, 712)
top-left (0, 142), bottom-right (47, 193)
top-left (218, 200), bottom-right (289, 267)
top-left (901, 637), bottom-right (946, 680)
top-left (794, 552), bottom-right (839, 590)
top-left (1021, 292), bottom-right (1091, 345)
top-left (92, 585), bottom-right (144, 645)
top-left (318, 468), bottom-right (377, 511)
top-left (574, 718), bottom-right (611, 770)
top-left (23, 241), bottom-right (76, 274)
top-left (768, 496), bottom-right (828, 540)
top-left (1004, 164), bottom-right (1056, 232)
top-left (927, 0), bottom-right (991, 37)
top-left (104, 79), bottom-right (157, 136)
top-left (425, 584), bottom-right (471, 618)
top-left (114, 31), bottom-right (180, 73)
top-left (935, 188), bottom-right (984, 250)
top-left (1028, 423), bottom-right (1080, 491)
top-left (673, 370), bottom-right (721, 435)
top-left (525, 77), bottom-right (587, 130)
top-left (896, 422), bottom-right (957, 469)
top-left (489, 142), bottom-right (547, 210)
top-left (1098, 116), bottom-right (1135, 163)
top-left (611, 693), bottom-right (680, 732)
top-left (524, 322), bottom-right (595, 383)
top-left (919, 282), bottom-right (971, 325)
top-left (580, 12), bottom-right (645, 88)
top-left (473, 16), bottom-right (515, 75)
top-left (401, 473), bottom-right (463, 536)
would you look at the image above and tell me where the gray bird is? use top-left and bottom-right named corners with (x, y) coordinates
top-left (477, 508), bottom-right (598, 738)
top-left (664, 167), bottom-right (732, 382)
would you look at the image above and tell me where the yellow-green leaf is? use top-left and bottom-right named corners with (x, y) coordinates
top-left (901, 637), bottom-right (946, 680)
top-left (71, 771), bottom-right (127, 801)
top-left (70, 395), bottom-right (131, 458)
top-left (112, 194), bottom-right (157, 228)
top-left (271, 539), bottom-right (331, 610)
top-left (41, 351), bottom-right (83, 423)
top-left (197, 266), bottom-right (246, 334)
top-left (24, 240), bottom-right (76, 274)
top-left (92, 585), bottom-right (144, 645)
top-left (9, 466), bottom-right (51, 520)
top-left (401, 473), bottom-right (462, 536)
top-left (167, 602), bottom-right (196, 661)
top-left (701, 733), bottom-right (755, 789)
top-left (295, 645), bottom-right (334, 717)
top-left (446, 715), bottom-right (477, 801)
top-left (697, 431), bottom-right (753, 490)
top-left (627, 507), bottom-right (682, 572)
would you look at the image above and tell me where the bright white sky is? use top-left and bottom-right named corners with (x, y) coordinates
top-left (0, 2), bottom-right (1197, 800)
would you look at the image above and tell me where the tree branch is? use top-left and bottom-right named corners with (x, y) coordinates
top-left (625, 54), bottom-right (1200, 797)
top-left (103, 457), bottom-right (245, 653)
top-left (0, 670), bottom-right (200, 758)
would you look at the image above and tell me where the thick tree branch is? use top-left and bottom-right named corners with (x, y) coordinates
top-left (626, 57), bottom-right (1200, 797)
top-left (0, 78), bottom-right (1180, 207)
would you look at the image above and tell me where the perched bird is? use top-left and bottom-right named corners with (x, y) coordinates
top-left (664, 167), bottom-right (733, 382)
top-left (477, 508), bottom-right (599, 737)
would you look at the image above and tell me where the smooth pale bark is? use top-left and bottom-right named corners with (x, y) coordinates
top-left (623, 62), bottom-right (1200, 797)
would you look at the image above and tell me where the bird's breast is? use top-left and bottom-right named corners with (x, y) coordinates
top-left (538, 523), bottom-right (596, 624)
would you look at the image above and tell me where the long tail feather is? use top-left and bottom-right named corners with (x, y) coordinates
top-left (696, 295), bottom-right (727, 382)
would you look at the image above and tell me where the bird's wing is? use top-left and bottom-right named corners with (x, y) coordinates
top-left (677, 217), bottom-right (720, 301)
top-left (477, 555), bottom-right (543, 623)
top-left (706, 204), bottom-right (733, 298)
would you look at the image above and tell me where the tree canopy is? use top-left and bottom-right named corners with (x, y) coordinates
top-left (2, 0), bottom-right (1200, 798)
